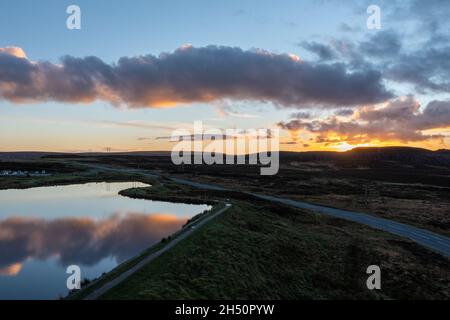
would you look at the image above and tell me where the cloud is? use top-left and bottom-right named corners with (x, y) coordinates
top-left (316, 30), bottom-right (401, 63)
top-left (359, 30), bottom-right (402, 58)
top-left (290, 111), bottom-right (311, 119)
top-left (215, 105), bottom-right (261, 118)
top-left (338, 23), bottom-right (361, 33)
top-left (0, 45), bottom-right (392, 108)
top-left (278, 96), bottom-right (450, 145)
top-left (334, 109), bottom-right (354, 117)
top-left (0, 212), bottom-right (188, 273)
top-left (300, 41), bottom-right (337, 61)
top-left (100, 120), bottom-right (174, 131)
top-left (298, 1), bottom-right (450, 97)
top-left (385, 46), bottom-right (450, 93)
top-left (0, 47), bottom-right (27, 58)
top-left (299, 25), bottom-right (450, 95)
top-left (337, 1), bottom-right (450, 94)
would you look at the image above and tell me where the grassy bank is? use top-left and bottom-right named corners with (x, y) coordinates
top-left (67, 202), bottom-right (225, 300)
top-left (97, 185), bottom-right (450, 300)
top-left (0, 169), bottom-right (157, 190)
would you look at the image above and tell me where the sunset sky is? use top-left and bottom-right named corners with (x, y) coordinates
top-left (1, 0), bottom-right (449, 152)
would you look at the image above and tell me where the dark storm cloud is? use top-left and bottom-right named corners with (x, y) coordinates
top-left (0, 45), bottom-right (393, 108)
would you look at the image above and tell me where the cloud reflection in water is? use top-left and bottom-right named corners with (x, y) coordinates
top-left (0, 212), bottom-right (188, 276)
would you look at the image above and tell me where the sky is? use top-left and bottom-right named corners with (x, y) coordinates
top-left (0, 0), bottom-right (449, 152)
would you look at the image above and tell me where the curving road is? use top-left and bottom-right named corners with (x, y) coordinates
top-left (169, 178), bottom-right (450, 258)
top-left (250, 193), bottom-right (450, 258)
top-left (84, 163), bottom-right (450, 258)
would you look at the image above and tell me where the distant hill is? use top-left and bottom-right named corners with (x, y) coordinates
top-left (436, 149), bottom-right (450, 155)
top-left (42, 151), bottom-right (173, 158)
top-left (0, 151), bottom-right (172, 160)
top-left (1, 147), bottom-right (449, 166)
top-left (349, 146), bottom-right (431, 154)
top-left (0, 152), bottom-right (65, 160)
top-left (278, 146), bottom-right (450, 166)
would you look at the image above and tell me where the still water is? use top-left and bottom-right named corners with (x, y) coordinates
top-left (0, 182), bottom-right (211, 299)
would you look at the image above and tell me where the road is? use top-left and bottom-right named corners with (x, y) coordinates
top-left (83, 204), bottom-right (231, 300)
top-left (84, 163), bottom-right (450, 258)
top-left (170, 177), bottom-right (450, 258)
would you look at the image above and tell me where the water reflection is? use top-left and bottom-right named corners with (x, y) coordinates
top-left (0, 212), bottom-right (187, 276)
top-left (0, 182), bottom-right (210, 299)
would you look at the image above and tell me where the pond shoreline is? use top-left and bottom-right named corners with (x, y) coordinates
top-left (0, 173), bottom-right (216, 300)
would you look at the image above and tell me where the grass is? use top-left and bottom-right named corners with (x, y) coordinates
top-left (163, 166), bottom-right (450, 236)
top-left (97, 189), bottom-right (450, 300)
top-left (67, 202), bottom-right (225, 300)
top-left (1, 160), bottom-right (448, 299)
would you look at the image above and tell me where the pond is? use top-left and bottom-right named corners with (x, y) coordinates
top-left (0, 182), bottom-right (211, 299)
